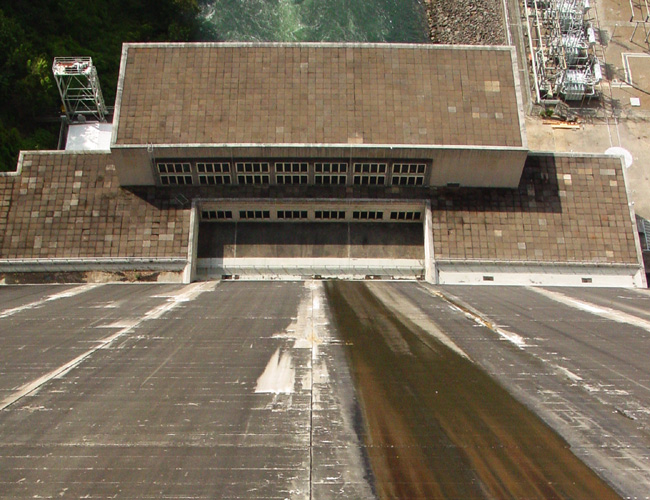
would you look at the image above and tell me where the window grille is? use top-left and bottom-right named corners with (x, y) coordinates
top-left (276, 174), bottom-right (308, 184)
top-left (197, 162), bottom-right (231, 185)
top-left (389, 211), bottom-right (422, 221)
top-left (352, 163), bottom-right (387, 186)
top-left (314, 210), bottom-right (346, 220)
top-left (275, 162), bottom-right (308, 173)
top-left (157, 162), bottom-right (192, 185)
top-left (277, 210), bottom-right (308, 219)
top-left (202, 210), bottom-right (233, 220)
top-left (239, 210), bottom-right (270, 220)
top-left (352, 211), bottom-right (384, 220)
top-left (391, 163), bottom-right (426, 186)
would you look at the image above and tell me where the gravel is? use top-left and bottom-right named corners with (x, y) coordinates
top-left (423, 0), bottom-right (507, 45)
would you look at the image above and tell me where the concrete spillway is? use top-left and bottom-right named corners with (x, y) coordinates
top-left (2, 281), bottom-right (649, 497)
top-left (325, 281), bottom-right (622, 499)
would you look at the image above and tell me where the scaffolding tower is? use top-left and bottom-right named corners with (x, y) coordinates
top-left (524, 0), bottom-right (602, 102)
top-left (629, 0), bottom-right (650, 44)
top-left (52, 57), bottom-right (108, 122)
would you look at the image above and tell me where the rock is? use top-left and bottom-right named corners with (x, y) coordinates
top-left (424, 0), bottom-right (506, 45)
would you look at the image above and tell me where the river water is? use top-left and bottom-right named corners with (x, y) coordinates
top-left (199, 0), bottom-right (429, 43)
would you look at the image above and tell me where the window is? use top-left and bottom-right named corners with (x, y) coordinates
top-left (352, 211), bottom-right (384, 220)
top-left (354, 163), bottom-right (387, 174)
top-left (275, 162), bottom-right (308, 173)
top-left (236, 162), bottom-right (270, 184)
top-left (389, 211), bottom-right (422, 221)
top-left (239, 210), bottom-right (270, 220)
top-left (315, 163), bottom-right (347, 173)
top-left (236, 162), bottom-right (270, 173)
top-left (276, 174), bottom-right (308, 184)
top-left (353, 163), bottom-right (386, 185)
top-left (392, 163), bottom-right (426, 174)
top-left (197, 162), bottom-right (232, 185)
top-left (238, 174), bottom-right (270, 184)
top-left (275, 162), bottom-right (308, 184)
top-left (277, 210), bottom-right (308, 219)
top-left (315, 162), bottom-right (348, 185)
top-left (391, 163), bottom-right (426, 186)
top-left (315, 174), bottom-right (347, 185)
top-left (202, 210), bottom-right (233, 220)
top-left (315, 210), bottom-right (346, 220)
top-left (157, 162), bottom-right (192, 185)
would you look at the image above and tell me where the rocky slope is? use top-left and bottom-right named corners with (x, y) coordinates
top-left (424, 0), bottom-right (507, 45)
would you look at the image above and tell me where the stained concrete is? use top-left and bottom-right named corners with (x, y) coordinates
top-left (400, 283), bottom-right (650, 498)
top-left (0, 281), bottom-right (372, 499)
top-left (1, 282), bottom-right (650, 498)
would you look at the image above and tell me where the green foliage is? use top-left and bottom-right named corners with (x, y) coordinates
top-left (0, 120), bottom-right (21, 173)
top-left (540, 107), bottom-right (554, 118)
top-left (0, 1), bottom-right (208, 171)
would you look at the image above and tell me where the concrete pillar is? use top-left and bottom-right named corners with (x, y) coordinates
top-left (424, 200), bottom-right (437, 283)
top-left (182, 201), bottom-right (200, 284)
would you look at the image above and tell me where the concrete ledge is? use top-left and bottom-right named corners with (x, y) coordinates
top-left (436, 260), bottom-right (645, 287)
top-left (197, 257), bottom-right (424, 280)
top-left (0, 258), bottom-right (187, 274)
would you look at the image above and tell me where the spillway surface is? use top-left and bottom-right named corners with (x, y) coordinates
top-left (0, 281), bottom-right (649, 498)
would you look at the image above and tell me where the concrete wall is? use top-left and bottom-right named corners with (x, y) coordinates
top-left (429, 148), bottom-right (528, 187)
top-left (436, 261), bottom-right (645, 287)
top-left (196, 257), bottom-right (424, 280)
top-left (112, 147), bottom-right (155, 186)
top-left (111, 144), bottom-right (527, 188)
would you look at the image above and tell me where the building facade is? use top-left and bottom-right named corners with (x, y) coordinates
top-left (0, 42), bottom-right (645, 286)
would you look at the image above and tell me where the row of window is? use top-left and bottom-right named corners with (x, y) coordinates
top-left (200, 210), bottom-right (422, 221)
top-left (157, 161), bottom-right (427, 186)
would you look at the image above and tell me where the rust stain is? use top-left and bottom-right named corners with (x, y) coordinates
top-left (325, 281), bottom-right (622, 500)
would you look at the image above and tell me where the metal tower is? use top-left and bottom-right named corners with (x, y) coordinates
top-left (52, 57), bottom-right (108, 122)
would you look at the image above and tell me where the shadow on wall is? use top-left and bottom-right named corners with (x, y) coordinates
top-left (431, 155), bottom-right (561, 215)
top-left (197, 222), bottom-right (425, 259)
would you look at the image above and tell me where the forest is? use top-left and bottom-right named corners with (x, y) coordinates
top-left (0, 0), bottom-right (215, 171)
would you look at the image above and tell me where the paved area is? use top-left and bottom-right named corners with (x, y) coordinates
top-left (427, 284), bottom-right (650, 498)
top-left (2, 281), bottom-right (650, 498)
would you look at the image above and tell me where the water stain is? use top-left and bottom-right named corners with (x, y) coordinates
top-left (325, 281), bottom-right (622, 499)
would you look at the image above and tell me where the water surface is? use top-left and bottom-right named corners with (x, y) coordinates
top-left (200, 0), bottom-right (429, 42)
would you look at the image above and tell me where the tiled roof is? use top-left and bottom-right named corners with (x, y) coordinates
top-left (0, 153), bottom-right (637, 266)
top-left (114, 43), bottom-right (525, 148)
top-left (0, 153), bottom-right (190, 259)
top-left (432, 154), bottom-right (639, 263)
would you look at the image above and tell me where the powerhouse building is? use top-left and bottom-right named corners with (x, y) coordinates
top-left (0, 42), bottom-right (645, 286)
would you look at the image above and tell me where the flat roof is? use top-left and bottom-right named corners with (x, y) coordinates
top-left (113, 43), bottom-right (525, 149)
top-left (0, 152), bottom-right (638, 266)
top-left (65, 122), bottom-right (113, 151)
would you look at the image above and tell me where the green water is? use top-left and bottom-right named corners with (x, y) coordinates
top-left (199, 0), bottom-right (429, 43)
